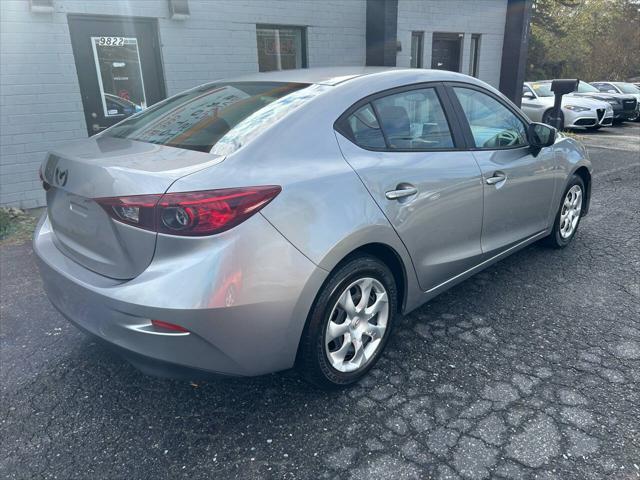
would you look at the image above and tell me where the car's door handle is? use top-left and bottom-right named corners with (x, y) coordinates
top-left (486, 172), bottom-right (507, 185)
top-left (385, 185), bottom-right (418, 200)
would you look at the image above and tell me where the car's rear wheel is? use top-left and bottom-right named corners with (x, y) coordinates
top-left (298, 255), bottom-right (397, 389)
top-left (542, 175), bottom-right (585, 248)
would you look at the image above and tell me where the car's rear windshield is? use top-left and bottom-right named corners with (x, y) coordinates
top-left (104, 82), bottom-right (313, 153)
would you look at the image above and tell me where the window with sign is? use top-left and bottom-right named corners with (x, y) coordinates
top-left (256, 25), bottom-right (307, 72)
top-left (91, 36), bottom-right (147, 118)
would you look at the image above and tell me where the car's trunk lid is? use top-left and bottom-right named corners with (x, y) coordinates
top-left (43, 136), bottom-right (223, 280)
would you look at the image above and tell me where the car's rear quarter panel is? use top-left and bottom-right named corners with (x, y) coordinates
top-left (168, 79), bottom-right (432, 313)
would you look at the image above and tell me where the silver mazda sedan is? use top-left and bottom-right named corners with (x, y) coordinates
top-left (35, 67), bottom-right (592, 388)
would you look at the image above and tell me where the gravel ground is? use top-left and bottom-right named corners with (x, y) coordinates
top-left (1, 122), bottom-right (639, 480)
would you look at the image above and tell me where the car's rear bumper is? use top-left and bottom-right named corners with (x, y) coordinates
top-left (34, 213), bottom-right (327, 378)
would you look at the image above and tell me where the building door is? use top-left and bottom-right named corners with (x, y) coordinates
top-left (68, 15), bottom-right (166, 136)
top-left (431, 33), bottom-right (463, 72)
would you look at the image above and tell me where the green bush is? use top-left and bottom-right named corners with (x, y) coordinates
top-left (0, 209), bottom-right (12, 239)
top-left (0, 208), bottom-right (38, 243)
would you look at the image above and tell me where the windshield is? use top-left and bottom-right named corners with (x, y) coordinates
top-left (105, 82), bottom-right (311, 153)
top-left (530, 82), bottom-right (554, 97)
top-left (615, 83), bottom-right (640, 94)
top-left (577, 81), bottom-right (599, 93)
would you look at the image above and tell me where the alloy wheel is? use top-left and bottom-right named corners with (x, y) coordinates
top-left (559, 184), bottom-right (582, 239)
top-left (324, 277), bottom-right (389, 373)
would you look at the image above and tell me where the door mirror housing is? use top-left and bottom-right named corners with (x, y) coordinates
top-left (528, 122), bottom-right (556, 149)
top-left (522, 92), bottom-right (535, 99)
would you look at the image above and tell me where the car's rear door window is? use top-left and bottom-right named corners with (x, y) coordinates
top-left (344, 104), bottom-right (387, 149)
top-left (372, 88), bottom-right (454, 150)
top-left (104, 82), bottom-right (312, 153)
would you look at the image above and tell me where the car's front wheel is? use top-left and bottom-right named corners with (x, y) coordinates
top-left (542, 174), bottom-right (586, 248)
top-left (298, 255), bottom-right (397, 389)
top-left (542, 109), bottom-right (564, 130)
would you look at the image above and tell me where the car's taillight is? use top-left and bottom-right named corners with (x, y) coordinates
top-left (95, 186), bottom-right (281, 236)
top-left (39, 165), bottom-right (51, 191)
top-left (95, 194), bottom-right (161, 231)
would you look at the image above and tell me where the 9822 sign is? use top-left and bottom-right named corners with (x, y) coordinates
top-left (97, 37), bottom-right (126, 47)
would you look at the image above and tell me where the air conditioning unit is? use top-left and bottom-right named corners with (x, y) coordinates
top-left (168, 0), bottom-right (190, 20)
top-left (30, 0), bottom-right (54, 13)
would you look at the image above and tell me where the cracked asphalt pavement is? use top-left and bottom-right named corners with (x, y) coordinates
top-left (1, 123), bottom-right (639, 479)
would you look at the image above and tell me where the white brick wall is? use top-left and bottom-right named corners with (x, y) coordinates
top-left (0, 0), bottom-right (366, 207)
top-left (0, 0), bottom-right (508, 208)
top-left (396, 0), bottom-right (507, 86)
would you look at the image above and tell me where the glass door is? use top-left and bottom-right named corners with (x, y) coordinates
top-left (68, 16), bottom-right (166, 136)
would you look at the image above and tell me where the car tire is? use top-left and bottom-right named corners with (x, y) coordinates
top-left (297, 255), bottom-right (398, 389)
top-left (542, 174), bottom-right (586, 248)
top-left (542, 109), bottom-right (564, 130)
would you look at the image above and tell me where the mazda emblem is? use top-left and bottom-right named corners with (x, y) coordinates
top-left (54, 167), bottom-right (68, 187)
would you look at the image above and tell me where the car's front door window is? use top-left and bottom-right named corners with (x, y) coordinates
top-left (453, 87), bottom-right (528, 149)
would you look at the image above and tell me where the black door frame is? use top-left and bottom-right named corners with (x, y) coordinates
top-left (431, 32), bottom-right (463, 72)
top-left (67, 14), bottom-right (167, 136)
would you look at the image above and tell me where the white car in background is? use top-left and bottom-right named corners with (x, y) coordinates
top-left (522, 82), bottom-right (613, 130)
top-left (590, 82), bottom-right (640, 121)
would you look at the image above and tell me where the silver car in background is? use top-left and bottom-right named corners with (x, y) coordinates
top-left (522, 81), bottom-right (613, 129)
top-left (590, 81), bottom-right (640, 121)
top-left (35, 68), bottom-right (592, 388)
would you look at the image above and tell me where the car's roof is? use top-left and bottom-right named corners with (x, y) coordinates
top-left (222, 66), bottom-right (478, 86)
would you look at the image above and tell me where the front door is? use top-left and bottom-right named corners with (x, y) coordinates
top-left (449, 85), bottom-right (557, 255)
top-left (68, 15), bottom-right (166, 136)
top-left (431, 33), bottom-right (462, 72)
top-left (335, 85), bottom-right (484, 292)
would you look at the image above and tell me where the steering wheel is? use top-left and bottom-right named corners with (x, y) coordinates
top-left (484, 130), bottom-right (519, 148)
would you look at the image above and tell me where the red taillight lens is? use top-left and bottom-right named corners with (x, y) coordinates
top-left (156, 186), bottom-right (281, 236)
top-left (95, 186), bottom-right (281, 236)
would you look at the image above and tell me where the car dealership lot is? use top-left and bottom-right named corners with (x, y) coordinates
top-left (1, 123), bottom-right (639, 480)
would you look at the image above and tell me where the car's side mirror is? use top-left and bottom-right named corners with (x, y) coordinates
top-left (528, 122), bottom-right (556, 149)
top-left (522, 92), bottom-right (535, 99)
top-left (607, 89), bottom-right (617, 93)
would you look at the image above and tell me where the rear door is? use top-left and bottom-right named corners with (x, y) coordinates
top-left (447, 84), bottom-right (557, 255)
top-left (335, 84), bottom-right (484, 292)
top-left (68, 15), bottom-right (166, 136)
